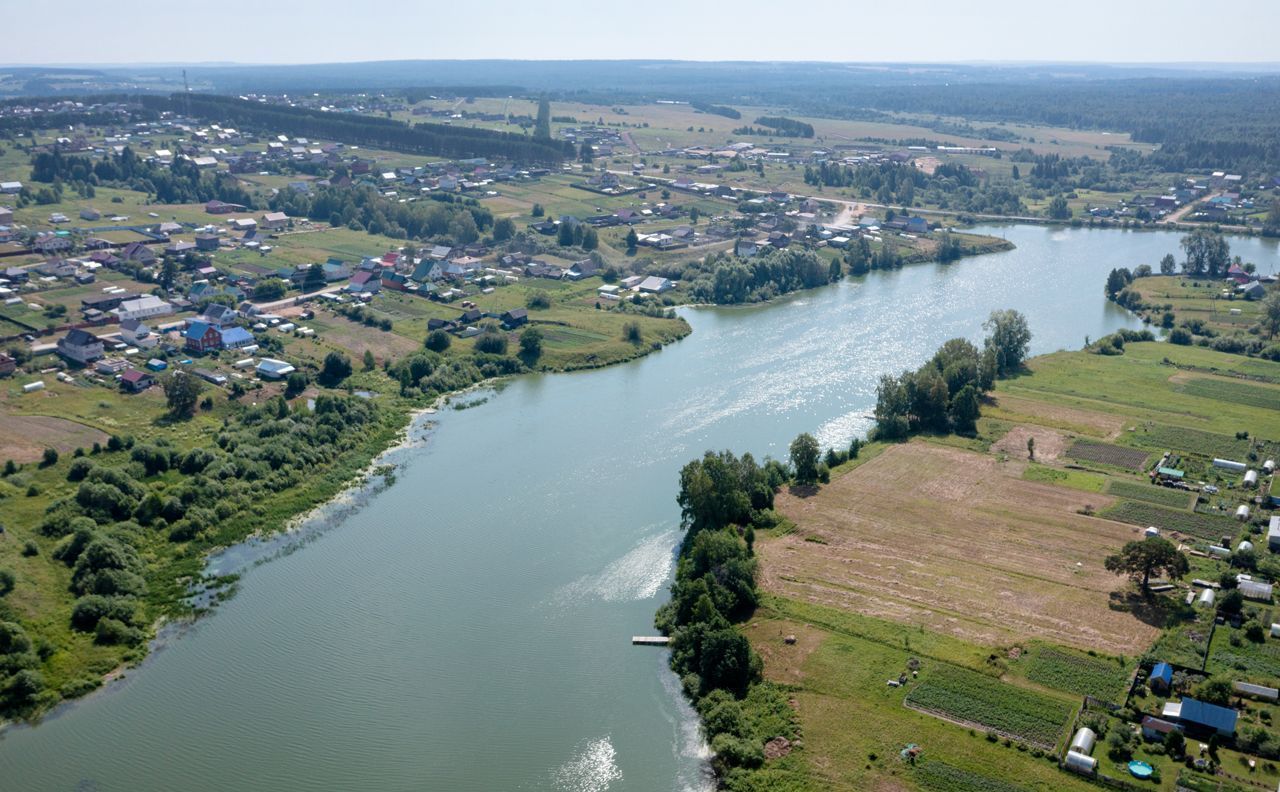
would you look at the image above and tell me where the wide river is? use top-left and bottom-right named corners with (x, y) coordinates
top-left (1, 226), bottom-right (1277, 791)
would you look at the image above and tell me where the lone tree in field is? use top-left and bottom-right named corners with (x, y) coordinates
top-left (318, 351), bottom-right (352, 386)
top-left (983, 309), bottom-right (1031, 377)
top-left (789, 433), bottom-right (821, 485)
top-left (1104, 537), bottom-right (1189, 594)
top-left (161, 372), bottom-right (205, 419)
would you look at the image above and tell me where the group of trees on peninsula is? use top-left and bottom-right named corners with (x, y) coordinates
top-left (871, 310), bottom-right (1030, 440)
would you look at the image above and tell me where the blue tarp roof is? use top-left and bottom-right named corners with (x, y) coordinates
top-left (1151, 662), bottom-right (1173, 684)
top-left (1178, 698), bottom-right (1237, 734)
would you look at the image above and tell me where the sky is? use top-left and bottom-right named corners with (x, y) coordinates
top-left (4, 0), bottom-right (1279, 65)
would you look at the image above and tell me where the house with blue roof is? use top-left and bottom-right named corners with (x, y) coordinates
top-left (1149, 662), bottom-right (1173, 694)
top-left (220, 327), bottom-right (256, 350)
top-left (1162, 697), bottom-right (1237, 737)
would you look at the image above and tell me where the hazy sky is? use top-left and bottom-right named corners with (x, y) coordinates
top-left (5, 0), bottom-right (1278, 65)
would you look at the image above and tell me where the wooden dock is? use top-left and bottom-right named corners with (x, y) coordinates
top-left (632, 636), bottom-right (670, 646)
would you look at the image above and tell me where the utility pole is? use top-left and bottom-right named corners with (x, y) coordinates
top-left (182, 69), bottom-right (192, 117)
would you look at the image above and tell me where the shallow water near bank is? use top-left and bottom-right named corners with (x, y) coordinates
top-left (0, 225), bottom-right (1275, 791)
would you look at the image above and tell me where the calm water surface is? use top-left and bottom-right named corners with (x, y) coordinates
top-left (1, 226), bottom-right (1276, 791)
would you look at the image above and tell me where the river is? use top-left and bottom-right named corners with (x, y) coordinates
top-left (1, 225), bottom-right (1276, 791)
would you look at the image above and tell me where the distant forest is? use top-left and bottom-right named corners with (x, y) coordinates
top-left (6, 61), bottom-right (1280, 173)
top-left (139, 94), bottom-right (573, 165)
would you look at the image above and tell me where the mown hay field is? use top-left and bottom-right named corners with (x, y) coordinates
top-left (766, 441), bottom-right (1157, 655)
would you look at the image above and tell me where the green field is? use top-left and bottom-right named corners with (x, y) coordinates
top-left (904, 665), bottom-right (1074, 748)
top-left (1104, 479), bottom-right (1195, 509)
top-left (1018, 646), bottom-right (1132, 703)
top-left (1176, 377), bottom-right (1280, 411)
top-left (1101, 500), bottom-right (1238, 541)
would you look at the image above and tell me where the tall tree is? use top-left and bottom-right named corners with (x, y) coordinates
top-left (789, 433), bottom-right (821, 485)
top-left (983, 309), bottom-right (1031, 377)
top-left (1104, 537), bottom-right (1189, 593)
top-left (534, 98), bottom-right (552, 140)
top-left (161, 373), bottom-right (205, 419)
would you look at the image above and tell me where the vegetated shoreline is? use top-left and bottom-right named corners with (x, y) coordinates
top-left (0, 321), bottom-right (692, 730)
top-left (0, 231), bottom-right (1000, 731)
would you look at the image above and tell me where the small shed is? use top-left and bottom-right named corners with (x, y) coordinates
top-left (1070, 727), bottom-right (1096, 755)
top-left (1149, 662), bottom-right (1173, 694)
top-left (1144, 526), bottom-right (1160, 538)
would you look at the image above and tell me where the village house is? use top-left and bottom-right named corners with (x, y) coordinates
top-left (199, 303), bottom-right (239, 326)
top-left (638, 276), bottom-right (674, 294)
top-left (564, 259), bottom-right (600, 280)
top-left (256, 358), bottom-right (296, 380)
top-left (184, 321), bottom-right (223, 353)
top-left (261, 211), bottom-right (289, 231)
top-left (57, 328), bottom-right (105, 364)
top-left (0, 206), bottom-right (12, 225)
top-left (1161, 697), bottom-right (1237, 737)
top-left (120, 369), bottom-right (154, 393)
top-left (220, 326), bottom-right (256, 350)
top-left (119, 318), bottom-right (158, 349)
top-left (121, 241), bottom-right (158, 265)
top-left (0, 181), bottom-right (22, 194)
top-left (500, 308), bottom-right (528, 328)
top-left (0, 352), bottom-right (16, 377)
top-left (113, 295), bottom-right (174, 322)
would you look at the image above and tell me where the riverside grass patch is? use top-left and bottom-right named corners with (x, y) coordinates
top-left (1020, 647), bottom-right (1131, 703)
top-left (904, 665), bottom-right (1072, 749)
top-left (1177, 378), bottom-right (1280, 411)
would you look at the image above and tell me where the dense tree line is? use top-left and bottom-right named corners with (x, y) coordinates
top-left (269, 184), bottom-right (491, 242)
top-left (871, 310), bottom-right (1030, 440)
top-left (678, 248), bottom-right (838, 304)
top-left (655, 450), bottom-right (794, 778)
top-left (691, 101), bottom-right (742, 120)
top-left (29, 146), bottom-right (257, 207)
top-left (804, 160), bottom-right (1025, 215)
top-left (777, 78), bottom-right (1280, 173)
top-left (733, 116), bottom-right (814, 138)
top-left (139, 94), bottom-right (572, 165)
top-left (386, 348), bottom-right (524, 401)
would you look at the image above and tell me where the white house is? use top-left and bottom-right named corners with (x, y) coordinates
top-left (638, 275), bottom-right (674, 294)
top-left (256, 358), bottom-right (296, 380)
top-left (57, 328), bottom-right (105, 364)
top-left (113, 295), bottom-right (174, 322)
top-left (0, 181), bottom-right (22, 195)
top-left (119, 318), bottom-right (158, 349)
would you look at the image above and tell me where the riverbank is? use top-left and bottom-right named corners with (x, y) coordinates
top-left (687, 341), bottom-right (1280, 791)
